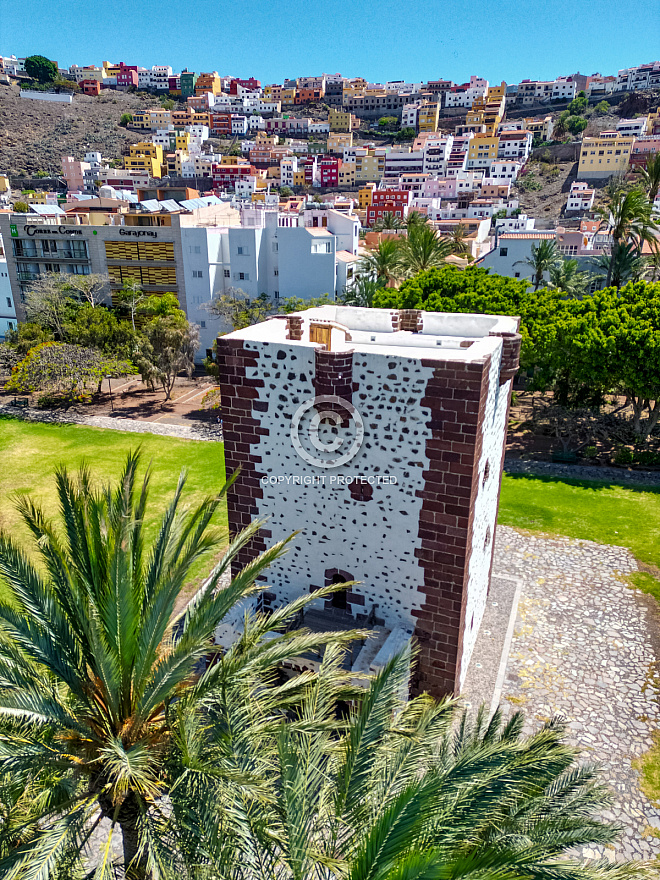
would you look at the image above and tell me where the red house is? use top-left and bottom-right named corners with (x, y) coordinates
top-left (80, 79), bottom-right (101, 96)
top-left (319, 156), bottom-right (341, 187)
top-left (229, 77), bottom-right (261, 95)
top-left (117, 63), bottom-right (138, 88)
top-left (367, 189), bottom-right (411, 226)
top-left (209, 112), bottom-right (232, 135)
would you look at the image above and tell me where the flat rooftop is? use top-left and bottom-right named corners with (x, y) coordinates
top-left (223, 305), bottom-right (519, 363)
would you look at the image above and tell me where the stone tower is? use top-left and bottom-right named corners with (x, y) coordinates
top-left (216, 305), bottom-right (520, 696)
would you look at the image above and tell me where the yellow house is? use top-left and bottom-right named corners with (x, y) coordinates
top-left (191, 111), bottom-right (210, 127)
top-left (195, 72), bottom-right (222, 96)
top-left (293, 170), bottom-right (306, 187)
top-left (131, 110), bottom-right (151, 130)
top-left (486, 81), bottom-right (507, 102)
top-left (578, 131), bottom-right (635, 179)
top-left (129, 142), bottom-right (164, 165)
top-left (418, 103), bottom-right (440, 132)
top-left (329, 108), bottom-right (354, 132)
top-left (338, 162), bottom-right (356, 187)
top-left (281, 87), bottom-right (296, 105)
top-left (523, 116), bottom-right (554, 141)
top-left (358, 183), bottom-right (376, 208)
top-left (355, 150), bottom-right (386, 182)
top-left (103, 62), bottom-right (122, 77)
top-left (124, 154), bottom-right (162, 178)
top-left (328, 132), bottom-right (353, 153)
top-left (467, 134), bottom-right (500, 168)
top-left (0, 174), bottom-right (10, 193)
top-left (175, 132), bottom-right (190, 151)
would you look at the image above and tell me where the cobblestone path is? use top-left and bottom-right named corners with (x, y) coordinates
top-left (495, 526), bottom-right (660, 863)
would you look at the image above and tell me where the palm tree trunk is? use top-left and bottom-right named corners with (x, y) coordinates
top-left (119, 797), bottom-right (148, 880)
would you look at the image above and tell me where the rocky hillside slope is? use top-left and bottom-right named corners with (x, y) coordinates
top-left (0, 83), bottom-right (161, 177)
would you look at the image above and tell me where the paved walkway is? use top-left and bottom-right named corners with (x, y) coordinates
top-left (494, 526), bottom-right (660, 863)
top-left (504, 457), bottom-right (660, 487)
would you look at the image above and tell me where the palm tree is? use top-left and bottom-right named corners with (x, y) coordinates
top-left (549, 257), bottom-right (593, 297)
top-left (171, 650), bottom-right (647, 880)
top-left (405, 210), bottom-right (430, 229)
top-left (358, 239), bottom-right (402, 287)
top-left (595, 240), bottom-right (648, 289)
top-left (446, 222), bottom-right (470, 255)
top-left (398, 224), bottom-right (453, 278)
top-left (342, 274), bottom-right (384, 307)
top-left (0, 454), bottom-right (356, 879)
top-left (372, 211), bottom-right (404, 232)
top-left (597, 188), bottom-right (659, 286)
top-left (637, 152), bottom-right (660, 203)
top-left (514, 239), bottom-right (561, 290)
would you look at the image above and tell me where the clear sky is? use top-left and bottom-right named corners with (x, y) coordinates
top-left (0, 0), bottom-right (658, 86)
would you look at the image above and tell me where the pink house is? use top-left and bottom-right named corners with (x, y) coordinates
top-left (61, 156), bottom-right (89, 191)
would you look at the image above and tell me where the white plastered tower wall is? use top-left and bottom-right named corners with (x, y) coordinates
top-left (216, 305), bottom-right (521, 697)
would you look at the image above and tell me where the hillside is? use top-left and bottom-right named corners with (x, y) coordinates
top-left (0, 83), bottom-right (161, 177)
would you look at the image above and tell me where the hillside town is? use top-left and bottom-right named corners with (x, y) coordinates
top-left (1, 54), bottom-right (659, 349)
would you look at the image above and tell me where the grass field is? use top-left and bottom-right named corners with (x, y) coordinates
top-left (0, 417), bottom-right (226, 595)
top-left (499, 473), bottom-right (660, 571)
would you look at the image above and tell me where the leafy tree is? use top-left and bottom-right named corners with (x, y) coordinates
top-left (358, 239), bottom-right (403, 287)
top-left (377, 115), bottom-right (397, 128)
top-left (12, 201), bottom-right (29, 213)
top-left (395, 126), bottom-right (417, 141)
top-left (4, 322), bottom-right (53, 356)
top-left (160, 97), bottom-right (175, 111)
top-left (566, 115), bottom-right (588, 135)
top-left (567, 91), bottom-right (588, 115)
top-left (115, 279), bottom-right (147, 332)
top-left (204, 288), bottom-right (272, 330)
top-left (637, 152), bottom-right (660, 203)
top-left (398, 224), bottom-right (453, 278)
top-left (277, 294), bottom-right (334, 313)
top-left (594, 100), bottom-right (611, 115)
top-left (63, 303), bottom-right (136, 360)
top-left (514, 239), bottom-right (561, 290)
top-left (120, 113), bottom-right (133, 127)
top-left (138, 292), bottom-right (183, 319)
top-left (135, 314), bottom-right (199, 400)
top-left (24, 275), bottom-right (77, 339)
top-left (5, 342), bottom-right (134, 403)
top-left (0, 454), bottom-right (355, 878)
top-left (279, 185), bottom-right (293, 198)
top-left (516, 172), bottom-right (542, 192)
top-left (24, 55), bottom-right (57, 83)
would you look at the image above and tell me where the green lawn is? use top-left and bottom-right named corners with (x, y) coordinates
top-left (498, 473), bottom-right (660, 570)
top-left (0, 417), bottom-right (226, 596)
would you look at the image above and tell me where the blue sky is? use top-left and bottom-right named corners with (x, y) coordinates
top-left (1, 0), bottom-right (657, 85)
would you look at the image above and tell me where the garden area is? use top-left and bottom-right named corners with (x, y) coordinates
top-left (0, 417), bottom-right (226, 603)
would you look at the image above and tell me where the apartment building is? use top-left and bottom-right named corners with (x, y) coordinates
top-left (328, 108), bottom-right (355, 131)
top-left (497, 130), bottom-right (532, 161)
top-left (366, 188), bottom-right (412, 225)
top-left (383, 148), bottom-right (424, 179)
top-left (466, 134), bottom-right (500, 171)
top-left (0, 235), bottom-right (16, 340)
top-left (617, 117), bottom-right (648, 137)
top-left (417, 102), bottom-right (440, 132)
top-left (577, 131), bottom-right (635, 179)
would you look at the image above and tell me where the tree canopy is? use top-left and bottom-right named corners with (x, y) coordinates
top-left (24, 55), bottom-right (57, 83)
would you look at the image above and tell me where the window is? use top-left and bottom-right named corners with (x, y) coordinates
top-left (499, 247), bottom-right (508, 256)
top-left (274, 290), bottom-right (279, 299)
top-left (224, 269), bottom-right (230, 278)
top-left (192, 270), bottom-right (203, 278)
top-left (6, 298), bottom-right (11, 308)
top-left (237, 245), bottom-right (248, 255)
top-left (41, 240), bottom-right (57, 255)
top-left (200, 321), bottom-right (206, 329)
top-left (68, 264), bottom-right (90, 275)
top-left (274, 269), bottom-right (279, 276)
